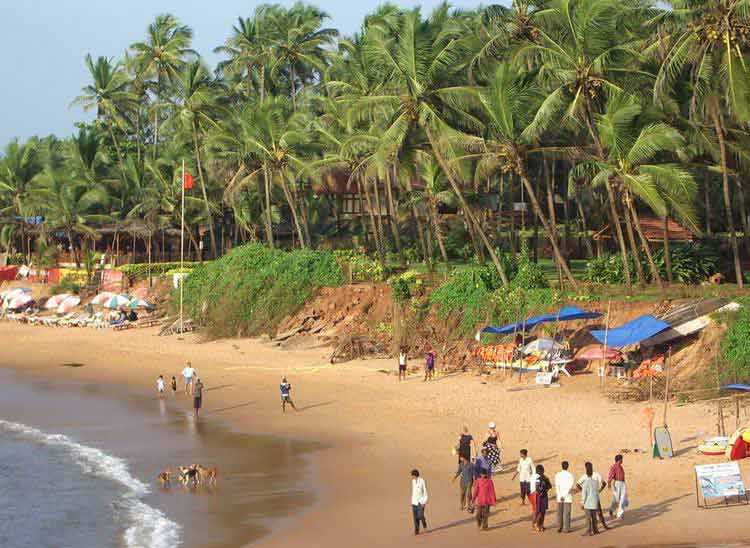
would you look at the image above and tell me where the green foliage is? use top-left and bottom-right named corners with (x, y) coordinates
top-left (510, 252), bottom-right (548, 289)
top-left (719, 298), bottom-right (750, 383)
top-left (388, 270), bottom-right (423, 303)
top-left (51, 274), bottom-right (81, 295)
top-left (119, 262), bottom-right (203, 280)
top-left (333, 249), bottom-right (386, 282)
top-left (181, 243), bottom-right (343, 337)
top-left (584, 244), bottom-right (721, 285)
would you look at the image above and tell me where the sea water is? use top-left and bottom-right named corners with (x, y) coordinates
top-left (0, 419), bottom-right (179, 548)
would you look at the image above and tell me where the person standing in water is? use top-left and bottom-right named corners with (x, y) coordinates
top-left (398, 346), bottom-right (408, 381)
top-left (181, 362), bottom-right (196, 396)
top-left (410, 469), bottom-right (428, 535)
top-left (280, 376), bottom-right (297, 413)
top-left (156, 375), bottom-right (165, 399)
top-left (171, 376), bottom-right (177, 397)
top-left (193, 378), bottom-right (204, 418)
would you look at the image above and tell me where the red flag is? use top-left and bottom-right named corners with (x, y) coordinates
top-left (183, 172), bottom-right (194, 190)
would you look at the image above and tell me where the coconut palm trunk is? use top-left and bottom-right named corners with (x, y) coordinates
top-left (627, 197), bottom-right (663, 291)
top-left (622, 192), bottom-right (646, 285)
top-left (384, 170), bottom-right (405, 266)
top-left (191, 121), bottom-right (218, 258)
top-left (279, 176), bottom-right (307, 248)
top-left (425, 127), bottom-right (510, 285)
top-left (710, 100), bottom-right (743, 287)
top-left (662, 210), bottom-right (673, 284)
top-left (430, 200), bottom-right (449, 263)
top-left (262, 165), bottom-right (275, 248)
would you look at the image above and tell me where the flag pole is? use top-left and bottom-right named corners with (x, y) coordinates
top-left (180, 159), bottom-right (185, 334)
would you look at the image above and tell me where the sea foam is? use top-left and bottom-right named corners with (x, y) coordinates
top-left (0, 419), bottom-right (181, 548)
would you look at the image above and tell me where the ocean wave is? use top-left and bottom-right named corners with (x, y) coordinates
top-left (0, 419), bottom-right (181, 548)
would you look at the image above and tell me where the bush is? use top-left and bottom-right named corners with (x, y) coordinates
top-left (511, 252), bottom-right (548, 289)
top-left (333, 249), bottom-right (386, 282)
top-left (119, 261), bottom-right (203, 280)
top-left (583, 254), bottom-right (633, 284)
top-left (388, 270), bottom-right (423, 303)
top-left (719, 297), bottom-right (750, 383)
top-left (51, 274), bottom-right (81, 295)
top-left (182, 243), bottom-right (344, 337)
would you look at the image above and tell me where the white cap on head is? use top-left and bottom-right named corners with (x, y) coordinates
top-left (488, 421), bottom-right (496, 429)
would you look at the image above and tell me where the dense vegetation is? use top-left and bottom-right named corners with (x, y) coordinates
top-left (181, 243), bottom-right (343, 336)
top-left (2, 0), bottom-right (750, 293)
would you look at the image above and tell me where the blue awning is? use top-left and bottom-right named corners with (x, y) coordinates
top-left (589, 315), bottom-right (670, 348)
top-left (482, 306), bottom-right (602, 335)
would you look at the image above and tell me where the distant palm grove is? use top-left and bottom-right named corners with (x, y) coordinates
top-left (1, 0), bottom-right (749, 290)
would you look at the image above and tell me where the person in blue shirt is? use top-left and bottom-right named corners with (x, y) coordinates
top-left (474, 448), bottom-right (491, 479)
top-left (280, 376), bottom-right (297, 413)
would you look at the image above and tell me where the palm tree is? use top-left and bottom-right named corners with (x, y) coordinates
top-left (130, 14), bottom-right (196, 156)
top-left (210, 97), bottom-right (312, 248)
top-left (214, 8), bottom-right (280, 100)
top-left (653, 0), bottom-right (750, 287)
top-left (72, 55), bottom-right (135, 172)
top-left (415, 152), bottom-right (452, 263)
top-left (0, 139), bottom-right (42, 259)
top-left (270, 3), bottom-right (339, 110)
top-left (572, 93), bottom-right (699, 289)
top-left (463, 63), bottom-right (578, 287)
top-left (357, 6), bottom-right (512, 285)
top-left (170, 61), bottom-right (221, 258)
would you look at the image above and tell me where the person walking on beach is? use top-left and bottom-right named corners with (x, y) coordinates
top-left (410, 469), bottom-right (428, 535)
top-left (182, 362), bottom-right (196, 396)
top-left (193, 378), bottom-right (204, 418)
top-left (576, 464), bottom-right (610, 530)
top-left (474, 448), bottom-right (491, 478)
top-left (483, 422), bottom-right (501, 473)
top-left (156, 375), bottom-right (165, 399)
top-left (457, 425), bottom-right (476, 464)
top-left (532, 464), bottom-right (552, 532)
top-left (472, 469), bottom-right (496, 530)
top-left (280, 376), bottom-right (297, 413)
top-left (424, 346), bottom-right (436, 381)
top-left (581, 462), bottom-right (601, 536)
top-left (608, 454), bottom-right (628, 520)
top-left (453, 455), bottom-right (475, 513)
top-left (398, 346), bottom-right (408, 381)
top-left (554, 461), bottom-right (574, 533)
top-left (171, 376), bottom-right (177, 397)
top-left (512, 449), bottom-right (535, 506)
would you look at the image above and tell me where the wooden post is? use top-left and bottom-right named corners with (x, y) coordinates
top-left (602, 300), bottom-right (612, 390)
top-left (662, 346), bottom-right (672, 427)
top-left (736, 396), bottom-right (741, 430)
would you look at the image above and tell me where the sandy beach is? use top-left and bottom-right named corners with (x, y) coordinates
top-left (2, 321), bottom-right (750, 547)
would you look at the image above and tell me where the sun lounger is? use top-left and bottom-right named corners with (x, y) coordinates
top-left (44, 312), bottom-right (75, 327)
top-left (60, 312), bottom-right (89, 327)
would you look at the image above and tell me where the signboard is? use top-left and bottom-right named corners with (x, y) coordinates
top-left (695, 462), bottom-right (748, 508)
top-left (535, 372), bottom-right (553, 385)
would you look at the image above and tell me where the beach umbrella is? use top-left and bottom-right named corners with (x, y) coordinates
top-left (56, 295), bottom-right (80, 314)
top-left (2, 287), bottom-right (31, 303)
top-left (7, 294), bottom-right (32, 310)
top-left (45, 293), bottom-right (72, 309)
top-left (522, 338), bottom-right (563, 355)
top-left (102, 294), bottom-right (131, 309)
top-left (126, 297), bottom-right (153, 309)
top-left (575, 344), bottom-right (622, 361)
top-left (91, 292), bottom-right (116, 305)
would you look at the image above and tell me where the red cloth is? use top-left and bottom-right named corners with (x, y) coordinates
top-left (472, 477), bottom-right (497, 507)
top-left (183, 172), bottom-right (194, 189)
top-left (529, 492), bottom-right (537, 513)
top-left (608, 462), bottom-right (625, 482)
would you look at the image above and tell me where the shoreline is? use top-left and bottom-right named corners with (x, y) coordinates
top-left (3, 321), bottom-right (750, 547)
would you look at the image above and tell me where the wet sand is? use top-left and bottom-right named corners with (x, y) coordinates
top-left (3, 321), bottom-right (750, 547)
top-left (0, 367), bottom-right (319, 548)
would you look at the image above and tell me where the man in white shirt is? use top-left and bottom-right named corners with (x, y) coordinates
top-left (576, 466), bottom-right (610, 530)
top-left (554, 461), bottom-right (575, 533)
top-left (410, 469), bottom-right (428, 535)
top-left (181, 362), bottom-right (196, 396)
top-left (511, 449), bottom-right (535, 505)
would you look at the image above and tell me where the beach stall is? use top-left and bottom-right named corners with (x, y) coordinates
top-left (477, 306), bottom-right (602, 373)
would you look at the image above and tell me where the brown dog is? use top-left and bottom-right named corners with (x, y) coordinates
top-left (196, 465), bottom-right (218, 486)
top-left (157, 468), bottom-right (172, 487)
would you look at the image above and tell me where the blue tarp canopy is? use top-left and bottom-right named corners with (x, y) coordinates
top-left (482, 306), bottom-right (602, 335)
top-left (589, 315), bottom-right (670, 348)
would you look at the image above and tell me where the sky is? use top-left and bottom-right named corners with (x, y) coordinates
top-left (0, 0), bottom-right (495, 148)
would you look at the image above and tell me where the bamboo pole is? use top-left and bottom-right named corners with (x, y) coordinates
top-left (662, 347), bottom-right (672, 427)
top-left (180, 159), bottom-right (185, 335)
top-left (601, 300), bottom-right (612, 390)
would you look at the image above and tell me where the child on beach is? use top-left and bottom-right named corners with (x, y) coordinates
top-left (156, 375), bottom-right (165, 398)
top-left (532, 464), bottom-right (552, 532)
top-left (424, 346), bottom-right (436, 381)
top-left (398, 346), bottom-right (408, 381)
top-left (280, 377), bottom-right (297, 413)
top-left (171, 376), bottom-right (177, 396)
top-left (512, 449), bottom-right (535, 506)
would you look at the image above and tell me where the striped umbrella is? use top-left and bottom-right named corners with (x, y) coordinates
top-left (126, 297), bottom-right (153, 309)
top-left (7, 294), bottom-right (33, 309)
top-left (91, 292), bottom-right (116, 305)
top-left (2, 287), bottom-right (31, 303)
top-left (103, 294), bottom-right (131, 309)
top-left (56, 295), bottom-right (81, 314)
top-left (45, 293), bottom-right (73, 309)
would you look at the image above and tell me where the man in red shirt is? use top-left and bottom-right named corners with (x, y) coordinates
top-left (607, 454), bottom-right (628, 519)
top-left (472, 470), bottom-right (497, 530)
